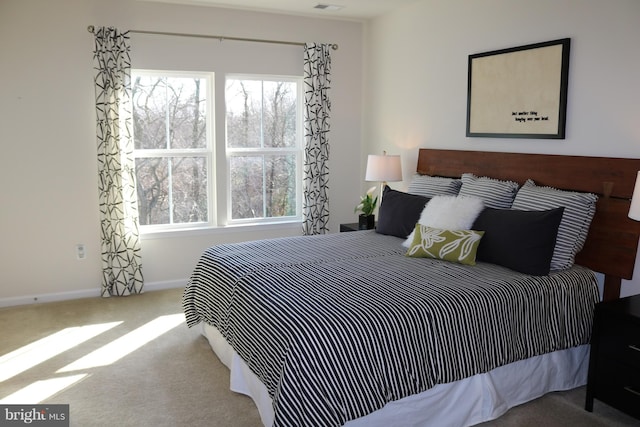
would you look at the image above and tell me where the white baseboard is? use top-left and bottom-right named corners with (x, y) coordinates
top-left (144, 279), bottom-right (188, 292)
top-left (0, 279), bottom-right (187, 308)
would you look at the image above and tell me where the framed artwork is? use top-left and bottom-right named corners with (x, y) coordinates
top-left (466, 38), bottom-right (570, 139)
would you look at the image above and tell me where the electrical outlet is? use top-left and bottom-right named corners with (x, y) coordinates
top-left (76, 244), bottom-right (86, 260)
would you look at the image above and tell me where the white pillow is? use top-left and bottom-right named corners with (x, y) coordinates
top-left (403, 195), bottom-right (485, 247)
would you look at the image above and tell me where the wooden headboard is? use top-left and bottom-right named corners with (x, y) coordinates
top-left (416, 148), bottom-right (640, 301)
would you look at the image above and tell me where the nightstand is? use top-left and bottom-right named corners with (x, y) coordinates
top-left (585, 294), bottom-right (640, 420)
top-left (340, 222), bottom-right (361, 232)
top-left (340, 222), bottom-right (377, 232)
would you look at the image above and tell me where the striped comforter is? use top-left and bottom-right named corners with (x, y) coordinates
top-left (183, 231), bottom-right (599, 427)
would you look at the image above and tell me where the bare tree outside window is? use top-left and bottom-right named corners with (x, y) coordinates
top-left (131, 71), bottom-right (302, 229)
top-left (132, 73), bottom-right (208, 226)
top-left (226, 78), bottom-right (300, 221)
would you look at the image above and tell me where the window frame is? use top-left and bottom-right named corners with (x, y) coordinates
top-left (132, 69), bottom-right (215, 232)
top-left (224, 74), bottom-right (304, 226)
top-left (131, 70), bottom-right (304, 233)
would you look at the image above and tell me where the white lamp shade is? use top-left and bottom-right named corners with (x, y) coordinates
top-left (365, 154), bottom-right (402, 182)
top-left (629, 171), bottom-right (640, 221)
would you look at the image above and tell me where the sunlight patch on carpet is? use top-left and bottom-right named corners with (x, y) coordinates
top-left (0, 374), bottom-right (87, 404)
top-left (57, 313), bottom-right (184, 372)
top-left (0, 322), bottom-right (122, 382)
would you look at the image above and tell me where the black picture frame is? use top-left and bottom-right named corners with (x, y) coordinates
top-left (466, 38), bottom-right (570, 139)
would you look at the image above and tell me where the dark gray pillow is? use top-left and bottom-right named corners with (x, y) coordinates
top-left (472, 207), bottom-right (564, 276)
top-left (376, 186), bottom-right (429, 238)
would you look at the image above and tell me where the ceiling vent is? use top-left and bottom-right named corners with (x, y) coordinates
top-left (314, 4), bottom-right (344, 11)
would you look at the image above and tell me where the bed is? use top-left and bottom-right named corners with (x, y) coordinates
top-left (183, 149), bottom-right (640, 427)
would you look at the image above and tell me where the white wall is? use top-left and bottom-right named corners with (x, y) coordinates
top-left (0, 0), bottom-right (363, 305)
top-left (4, 0), bottom-right (639, 305)
top-left (363, 0), bottom-right (640, 296)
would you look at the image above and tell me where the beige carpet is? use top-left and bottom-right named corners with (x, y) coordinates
top-left (0, 288), bottom-right (637, 427)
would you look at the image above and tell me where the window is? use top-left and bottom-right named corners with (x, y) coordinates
top-left (131, 70), bottom-right (302, 230)
top-left (225, 76), bottom-right (302, 223)
top-left (132, 71), bottom-right (211, 228)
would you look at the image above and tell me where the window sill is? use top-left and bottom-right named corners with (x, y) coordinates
top-left (140, 220), bottom-right (302, 240)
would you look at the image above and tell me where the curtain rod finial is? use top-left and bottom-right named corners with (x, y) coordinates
top-left (87, 25), bottom-right (95, 34)
top-left (332, 43), bottom-right (338, 50)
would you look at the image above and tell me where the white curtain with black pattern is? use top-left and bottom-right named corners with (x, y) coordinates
top-left (92, 27), bottom-right (144, 297)
top-left (302, 43), bottom-right (332, 235)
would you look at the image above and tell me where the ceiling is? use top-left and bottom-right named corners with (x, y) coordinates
top-left (138, 0), bottom-right (420, 20)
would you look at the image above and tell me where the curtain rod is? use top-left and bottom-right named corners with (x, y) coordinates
top-left (87, 25), bottom-right (338, 50)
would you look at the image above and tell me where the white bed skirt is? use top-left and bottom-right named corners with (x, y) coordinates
top-left (202, 323), bottom-right (589, 427)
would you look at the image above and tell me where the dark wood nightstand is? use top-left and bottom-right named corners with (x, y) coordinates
top-left (585, 294), bottom-right (640, 420)
top-left (340, 222), bottom-right (361, 232)
top-left (339, 222), bottom-right (377, 232)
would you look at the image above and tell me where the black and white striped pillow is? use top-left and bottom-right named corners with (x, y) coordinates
top-left (512, 179), bottom-right (598, 271)
top-left (407, 174), bottom-right (461, 197)
top-left (458, 173), bottom-right (520, 209)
